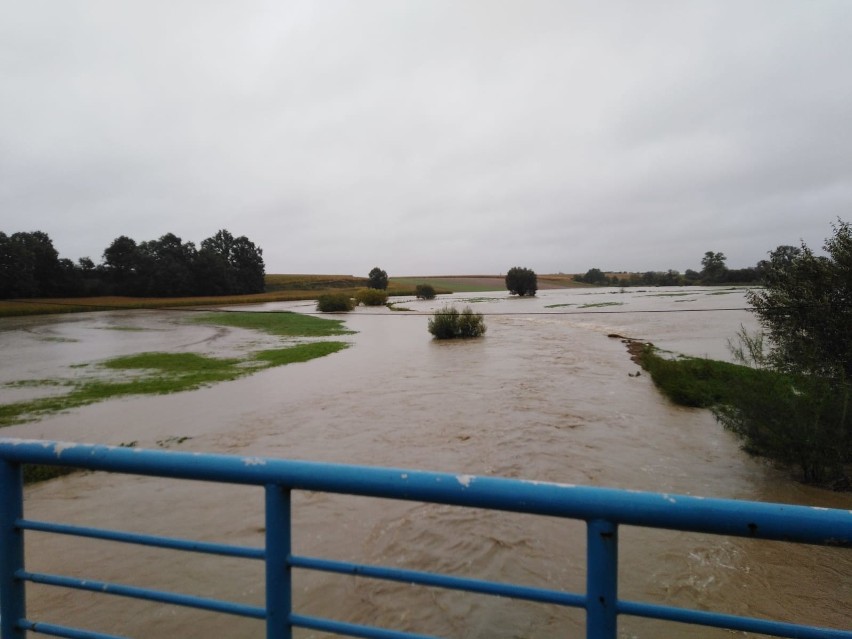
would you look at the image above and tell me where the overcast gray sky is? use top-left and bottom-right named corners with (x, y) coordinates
top-left (2, 1), bottom-right (851, 276)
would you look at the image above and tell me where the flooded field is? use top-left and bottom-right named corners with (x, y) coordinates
top-left (1, 287), bottom-right (850, 638)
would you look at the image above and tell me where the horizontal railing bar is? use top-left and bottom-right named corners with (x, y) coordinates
top-left (19, 618), bottom-right (128, 639)
top-left (17, 571), bottom-right (266, 620)
top-left (3, 440), bottom-right (850, 546)
top-left (290, 613), bottom-right (440, 639)
top-left (290, 555), bottom-right (587, 608)
top-left (618, 600), bottom-right (852, 639)
top-left (17, 518), bottom-right (265, 560)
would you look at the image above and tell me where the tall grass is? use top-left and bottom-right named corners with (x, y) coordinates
top-left (427, 306), bottom-right (487, 339)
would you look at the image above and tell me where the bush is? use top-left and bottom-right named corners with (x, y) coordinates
top-left (505, 266), bottom-right (537, 296)
top-left (427, 305), bottom-right (486, 339)
top-left (316, 293), bottom-right (355, 312)
top-left (428, 306), bottom-right (459, 339)
top-left (355, 288), bottom-right (388, 306)
top-left (415, 284), bottom-right (436, 300)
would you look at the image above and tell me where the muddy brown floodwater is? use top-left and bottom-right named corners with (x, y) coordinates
top-left (1, 287), bottom-right (850, 638)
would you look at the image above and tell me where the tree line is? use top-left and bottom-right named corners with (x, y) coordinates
top-left (574, 251), bottom-right (759, 287)
top-left (0, 229), bottom-right (265, 299)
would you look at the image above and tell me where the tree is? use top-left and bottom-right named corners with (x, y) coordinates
top-left (368, 267), bottom-right (388, 290)
top-left (0, 232), bottom-right (29, 298)
top-left (720, 220), bottom-right (852, 486)
top-left (228, 235), bottom-right (265, 294)
top-left (136, 233), bottom-right (198, 296)
top-left (0, 231), bottom-right (63, 298)
top-left (700, 251), bottom-right (727, 283)
top-left (576, 268), bottom-right (607, 285)
top-left (747, 223), bottom-right (852, 379)
top-left (505, 266), bottom-right (537, 296)
top-left (103, 235), bottom-right (142, 293)
top-left (199, 229), bottom-right (265, 295)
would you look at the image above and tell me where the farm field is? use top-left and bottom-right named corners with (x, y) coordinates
top-left (0, 273), bottom-right (582, 318)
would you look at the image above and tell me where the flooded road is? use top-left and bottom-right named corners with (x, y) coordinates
top-left (1, 287), bottom-right (850, 638)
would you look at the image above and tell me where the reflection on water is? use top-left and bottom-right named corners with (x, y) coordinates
top-left (2, 287), bottom-right (850, 637)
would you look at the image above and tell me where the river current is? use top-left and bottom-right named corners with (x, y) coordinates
top-left (1, 287), bottom-right (849, 638)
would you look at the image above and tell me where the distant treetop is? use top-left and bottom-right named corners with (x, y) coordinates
top-left (505, 266), bottom-right (537, 296)
top-left (368, 267), bottom-right (388, 290)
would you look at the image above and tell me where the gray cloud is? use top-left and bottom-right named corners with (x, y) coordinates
top-left (2, 1), bottom-right (851, 275)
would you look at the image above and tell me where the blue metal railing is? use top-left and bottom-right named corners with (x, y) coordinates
top-left (1, 438), bottom-right (850, 639)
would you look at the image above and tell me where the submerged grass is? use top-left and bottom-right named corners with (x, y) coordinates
top-left (579, 301), bottom-right (624, 309)
top-left (254, 342), bottom-right (348, 366)
top-left (1, 311), bottom-right (353, 427)
top-left (387, 303), bottom-right (413, 312)
top-left (105, 352), bottom-right (243, 373)
top-left (189, 311), bottom-right (352, 336)
top-left (645, 292), bottom-right (692, 297)
top-left (0, 343), bottom-right (348, 427)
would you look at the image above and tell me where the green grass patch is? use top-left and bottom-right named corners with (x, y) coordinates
top-left (637, 345), bottom-right (851, 488)
top-left (545, 303), bottom-right (574, 308)
top-left (636, 347), bottom-right (765, 408)
top-left (0, 342), bottom-right (349, 427)
top-left (1, 310), bottom-right (355, 427)
top-left (190, 311), bottom-right (352, 336)
top-left (254, 342), bottom-right (348, 366)
top-left (105, 352), bottom-right (242, 374)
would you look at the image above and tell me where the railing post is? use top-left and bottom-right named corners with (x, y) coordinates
top-left (265, 484), bottom-right (292, 639)
top-left (0, 459), bottom-right (25, 638)
top-left (586, 519), bottom-right (618, 639)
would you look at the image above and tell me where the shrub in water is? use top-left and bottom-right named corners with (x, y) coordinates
top-left (428, 305), bottom-right (459, 339)
top-left (355, 288), bottom-right (388, 306)
top-left (428, 305), bottom-right (486, 339)
top-left (415, 284), bottom-right (436, 300)
top-left (317, 293), bottom-right (355, 312)
top-left (457, 307), bottom-right (487, 338)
